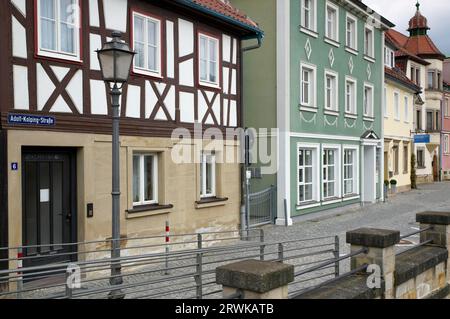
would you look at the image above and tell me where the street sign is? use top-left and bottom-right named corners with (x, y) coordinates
top-left (414, 134), bottom-right (430, 144)
top-left (7, 114), bottom-right (56, 126)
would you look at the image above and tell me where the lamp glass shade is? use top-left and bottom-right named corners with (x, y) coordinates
top-left (97, 33), bottom-right (135, 84)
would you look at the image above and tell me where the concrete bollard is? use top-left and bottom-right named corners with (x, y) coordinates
top-left (216, 260), bottom-right (294, 299)
top-left (416, 211), bottom-right (450, 284)
top-left (346, 228), bottom-right (400, 299)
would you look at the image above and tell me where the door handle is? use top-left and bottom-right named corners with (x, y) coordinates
top-left (66, 213), bottom-right (72, 222)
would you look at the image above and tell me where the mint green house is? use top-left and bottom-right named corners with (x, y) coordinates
top-left (233, 0), bottom-right (394, 225)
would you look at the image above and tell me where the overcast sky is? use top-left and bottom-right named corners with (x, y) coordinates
top-left (363, 0), bottom-right (450, 56)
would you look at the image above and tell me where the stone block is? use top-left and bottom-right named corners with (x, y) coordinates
top-left (347, 228), bottom-right (400, 248)
top-left (417, 211), bottom-right (450, 225)
top-left (216, 260), bottom-right (294, 294)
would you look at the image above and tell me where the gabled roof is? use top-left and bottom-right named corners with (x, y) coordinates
top-left (385, 67), bottom-right (421, 93)
top-left (386, 29), bottom-right (408, 48)
top-left (386, 30), bottom-right (430, 66)
top-left (173, 0), bottom-right (263, 38)
top-left (403, 35), bottom-right (445, 60)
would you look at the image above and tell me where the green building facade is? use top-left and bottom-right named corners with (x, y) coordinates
top-left (234, 0), bottom-right (394, 225)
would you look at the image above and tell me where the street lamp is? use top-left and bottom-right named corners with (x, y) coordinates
top-left (97, 31), bottom-right (135, 299)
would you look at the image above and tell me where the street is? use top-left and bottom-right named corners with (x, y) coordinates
top-left (264, 182), bottom-right (450, 254)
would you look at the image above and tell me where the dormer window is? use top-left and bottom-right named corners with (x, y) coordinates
top-left (37, 0), bottom-right (81, 62)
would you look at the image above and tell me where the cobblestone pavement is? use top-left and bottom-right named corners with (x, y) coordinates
top-left (263, 182), bottom-right (450, 257)
top-left (12, 182), bottom-right (450, 299)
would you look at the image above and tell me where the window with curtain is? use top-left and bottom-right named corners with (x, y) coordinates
top-left (323, 149), bottom-right (337, 199)
top-left (133, 12), bottom-right (161, 76)
top-left (298, 149), bottom-right (314, 203)
top-left (200, 153), bottom-right (216, 198)
top-left (301, 0), bottom-right (316, 31)
top-left (301, 64), bottom-right (316, 107)
top-left (346, 15), bottom-right (357, 50)
top-left (345, 79), bottom-right (356, 114)
top-left (364, 26), bottom-right (374, 57)
top-left (325, 3), bottom-right (338, 41)
top-left (364, 85), bottom-right (373, 117)
top-left (38, 0), bottom-right (80, 59)
top-left (199, 34), bottom-right (219, 86)
top-left (133, 154), bottom-right (158, 206)
top-left (343, 149), bottom-right (356, 195)
top-left (325, 72), bottom-right (337, 111)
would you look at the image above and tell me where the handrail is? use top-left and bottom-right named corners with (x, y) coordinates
top-left (400, 226), bottom-right (433, 240)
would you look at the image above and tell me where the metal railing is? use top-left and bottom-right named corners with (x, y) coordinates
top-left (397, 226), bottom-right (434, 255)
top-left (0, 230), bottom-right (339, 299)
top-left (249, 186), bottom-right (276, 227)
top-left (289, 247), bottom-right (369, 299)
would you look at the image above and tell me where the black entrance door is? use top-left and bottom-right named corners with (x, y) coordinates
top-left (22, 149), bottom-right (77, 268)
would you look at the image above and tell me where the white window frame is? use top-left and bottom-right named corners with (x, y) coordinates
top-left (37, 0), bottom-right (81, 62)
top-left (394, 91), bottom-right (400, 121)
top-left (345, 13), bottom-right (358, 52)
top-left (198, 33), bottom-right (220, 88)
top-left (300, 0), bottom-right (317, 34)
top-left (133, 153), bottom-right (159, 206)
top-left (200, 152), bottom-right (217, 199)
top-left (384, 46), bottom-right (395, 68)
top-left (297, 143), bottom-right (320, 207)
top-left (363, 83), bottom-right (374, 118)
top-left (445, 98), bottom-right (450, 118)
top-left (325, 1), bottom-right (339, 44)
top-left (417, 148), bottom-right (425, 168)
top-left (322, 144), bottom-right (341, 201)
top-left (324, 70), bottom-right (339, 112)
top-left (300, 62), bottom-right (317, 109)
top-left (444, 135), bottom-right (450, 155)
top-left (404, 96), bottom-right (409, 123)
top-left (345, 76), bottom-right (357, 115)
top-left (364, 24), bottom-right (374, 59)
top-left (132, 11), bottom-right (162, 78)
top-left (343, 146), bottom-right (359, 196)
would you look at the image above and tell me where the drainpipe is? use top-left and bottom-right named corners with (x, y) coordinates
top-left (240, 35), bottom-right (263, 235)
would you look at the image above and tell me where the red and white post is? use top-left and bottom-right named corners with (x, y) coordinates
top-left (165, 221), bottom-right (170, 275)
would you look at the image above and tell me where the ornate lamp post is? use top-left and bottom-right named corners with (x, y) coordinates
top-left (97, 31), bottom-right (135, 299)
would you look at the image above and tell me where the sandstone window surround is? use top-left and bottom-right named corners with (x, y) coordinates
top-left (133, 153), bottom-right (159, 206)
top-left (37, 0), bottom-right (81, 62)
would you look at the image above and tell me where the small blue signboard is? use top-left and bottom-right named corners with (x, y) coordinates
top-left (414, 134), bottom-right (431, 144)
top-left (11, 163), bottom-right (18, 171)
top-left (8, 114), bottom-right (56, 126)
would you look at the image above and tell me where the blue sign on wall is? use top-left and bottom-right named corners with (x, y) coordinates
top-left (11, 163), bottom-right (18, 171)
top-left (414, 135), bottom-right (431, 144)
top-left (7, 114), bottom-right (56, 126)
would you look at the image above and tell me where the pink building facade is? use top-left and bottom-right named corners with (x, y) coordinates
top-left (442, 59), bottom-right (450, 180)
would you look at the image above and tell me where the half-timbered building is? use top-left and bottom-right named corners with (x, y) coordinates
top-left (0, 0), bottom-right (262, 268)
